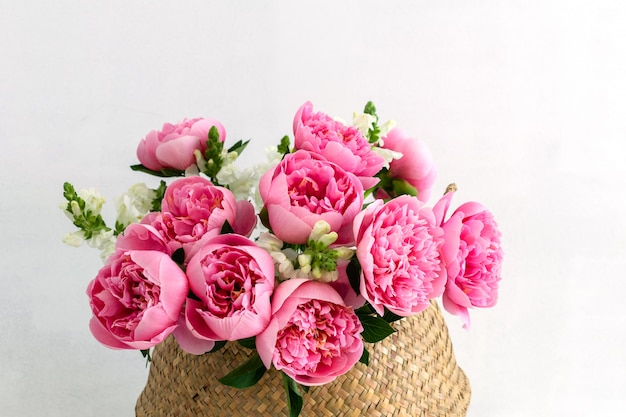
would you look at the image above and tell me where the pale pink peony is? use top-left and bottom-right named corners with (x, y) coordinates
top-left (293, 102), bottom-right (384, 189)
top-left (353, 195), bottom-right (446, 316)
top-left (434, 192), bottom-right (503, 329)
top-left (256, 279), bottom-right (364, 386)
top-left (184, 234), bottom-right (275, 342)
top-left (86, 249), bottom-right (188, 350)
top-left (136, 118), bottom-right (226, 171)
top-left (259, 150), bottom-right (364, 245)
top-left (379, 128), bottom-right (437, 202)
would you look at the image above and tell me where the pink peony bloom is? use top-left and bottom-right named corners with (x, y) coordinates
top-left (434, 192), bottom-right (503, 329)
top-left (259, 150), bottom-right (364, 245)
top-left (86, 249), bottom-right (188, 350)
top-left (256, 279), bottom-right (364, 386)
top-left (184, 234), bottom-right (275, 342)
top-left (136, 118), bottom-right (226, 171)
top-left (379, 128), bottom-right (437, 202)
top-left (293, 102), bottom-right (384, 189)
top-left (353, 195), bottom-right (446, 316)
top-left (115, 223), bottom-right (171, 255)
top-left (145, 176), bottom-right (256, 258)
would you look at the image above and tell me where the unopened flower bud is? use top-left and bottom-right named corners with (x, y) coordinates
top-left (318, 232), bottom-right (338, 248)
top-left (309, 220), bottom-right (331, 242)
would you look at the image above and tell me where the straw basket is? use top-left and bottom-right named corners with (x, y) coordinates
top-left (135, 301), bottom-right (470, 417)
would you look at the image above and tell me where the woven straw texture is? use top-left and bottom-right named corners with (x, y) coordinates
top-left (136, 301), bottom-right (470, 417)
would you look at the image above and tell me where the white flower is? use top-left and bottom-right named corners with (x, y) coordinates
top-left (62, 231), bottom-right (85, 247)
top-left (115, 183), bottom-right (156, 228)
top-left (308, 220), bottom-right (332, 242)
top-left (378, 119), bottom-right (396, 137)
top-left (371, 147), bottom-right (404, 170)
top-left (257, 232), bottom-right (284, 252)
top-left (77, 188), bottom-right (106, 215)
top-left (352, 112), bottom-right (377, 135)
top-left (86, 229), bottom-right (116, 262)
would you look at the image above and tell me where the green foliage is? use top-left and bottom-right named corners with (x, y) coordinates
top-left (363, 101), bottom-right (382, 144)
top-left (208, 340), bottom-right (227, 353)
top-left (204, 126), bottom-right (225, 184)
top-left (277, 135), bottom-right (291, 156)
top-left (140, 349), bottom-right (152, 367)
top-left (357, 312), bottom-right (396, 343)
top-left (237, 337), bottom-right (256, 350)
top-left (359, 347), bottom-right (370, 366)
top-left (282, 373), bottom-right (304, 417)
top-left (227, 139), bottom-right (250, 155)
top-left (151, 180), bottom-right (167, 212)
top-left (130, 164), bottom-right (185, 178)
top-left (346, 257), bottom-right (362, 296)
top-left (62, 182), bottom-right (111, 239)
top-left (218, 352), bottom-right (266, 388)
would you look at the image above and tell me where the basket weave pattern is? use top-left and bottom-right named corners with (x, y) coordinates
top-left (135, 301), bottom-right (470, 417)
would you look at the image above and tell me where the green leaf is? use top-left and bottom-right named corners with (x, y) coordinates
top-left (382, 308), bottom-right (404, 323)
top-left (363, 101), bottom-right (377, 117)
top-left (171, 248), bottom-right (185, 266)
top-left (363, 101), bottom-right (381, 144)
top-left (357, 314), bottom-right (396, 343)
top-left (130, 164), bottom-right (185, 178)
top-left (227, 139), bottom-right (250, 155)
top-left (355, 303), bottom-right (375, 316)
top-left (203, 126), bottom-right (225, 183)
top-left (237, 337), bottom-right (256, 349)
top-left (140, 349), bottom-right (152, 367)
top-left (346, 257), bottom-right (362, 296)
top-left (277, 135), bottom-right (291, 156)
top-left (391, 178), bottom-right (418, 197)
top-left (208, 340), bottom-right (227, 353)
top-left (258, 206), bottom-right (271, 231)
top-left (282, 373), bottom-right (304, 417)
top-left (151, 180), bottom-right (167, 212)
top-left (220, 220), bottom-right (235, 235)
top-left (217, 352), bottom-right (266, 388)
top-left (359, 347), bottom-right (370, 365)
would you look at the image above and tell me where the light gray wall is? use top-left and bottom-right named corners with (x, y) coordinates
top-left (2, 1), bottom-right (625, 416)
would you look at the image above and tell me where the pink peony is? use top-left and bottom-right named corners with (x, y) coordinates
top-left (293, 102), bottom-right (384, 189)
top-left (256, 279), bottom-right (364, 386)
top-left (434, 192), bottom-right (503, 329)
top-left (353, 195), bottom-right (446, 316)
top-left (136, 118), bottom-right (226, 171)
top-left (184, 234), bottom-right (275, 342)
top-left (86, 249), bottom-right (188, 350)
top-left (115, 223), bottom-right (171, 255)
top-left (379, 128), bottom-right (436, 202)
top-left (146, 176), bottom-right (255, 258)
top-left (259, 150), bottom-right (364, 245)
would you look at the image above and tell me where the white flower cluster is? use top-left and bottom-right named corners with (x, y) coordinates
top-left (61, 188), bottom-right (116, 261)
top-left (115, 183), bottom-right (156, 229)
top-left (257, 221), bottom-right (354, 283)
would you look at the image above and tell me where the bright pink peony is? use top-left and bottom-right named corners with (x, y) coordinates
top-left (380, 128), bottom-right (436, 202)
top-left (353, 195), bottom-right (446, 316)
top-left (259, 150), bottom-right (364, 245)
top-left (293, 102), bottom-right (384, 189)
top-left (136, 118), bottom-right (226, 171)
top-left (256, 279), bottom-right (364, 386)
top-left (87, 249), bottom-right (188, 350)
top-left (184, 234), bottom-right (275, 342)
top-left (434, 192), bottom-right (503, 329)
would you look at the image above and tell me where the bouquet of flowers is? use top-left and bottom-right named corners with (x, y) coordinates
top-left (62, 101), bottom-right (503, 417)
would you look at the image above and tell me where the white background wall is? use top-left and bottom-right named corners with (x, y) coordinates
top-left (2, 1), bottom-right (625, 416)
